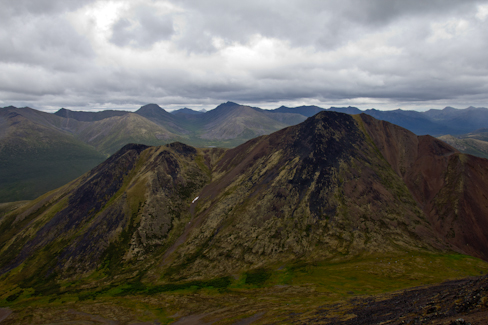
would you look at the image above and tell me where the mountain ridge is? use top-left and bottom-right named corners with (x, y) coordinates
top-left (2, 111), bottom-right (487, 284)
top-left (2, 111), bottom-right (488, 324)
top-left (2, 102), bottom-right (488, 203)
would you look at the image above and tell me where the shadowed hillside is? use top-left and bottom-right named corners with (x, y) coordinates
top-left (0, 107), bottom-right (106, 202)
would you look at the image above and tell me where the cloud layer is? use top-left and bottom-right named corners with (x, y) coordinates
top-left (1, 0), bottom-right (488, 111)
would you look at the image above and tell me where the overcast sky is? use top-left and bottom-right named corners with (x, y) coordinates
top-left (2, 0), bottom-right (488, 112)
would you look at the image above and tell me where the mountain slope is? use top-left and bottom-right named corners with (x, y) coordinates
top-left (198, 102), bottom-right (290, 140)
top-left (2, 111), bottom-right (488, 324)
top-left (437, 134), bottom-right (488, 159)
top-left (361, 109), bottom-right (455, 136)
top-left (359, 114), bottom-right (488, 260)
top-left (135, 103), bottom-right (189, 135)
top-left (269, 105), bottom-right (488, 137)
top-left (54, 108), bottom-right (128, 122)
top-left (424, 106), bottom-right (488, 133)
top-left (256, 109), bottom-right (307, 125)
top-left (74, 113), bottom-right (181, 155)
top-left (0, 103), bottom-right (309, 201)
top-left (273, 105), bottom-right (325, 117)
top-left (3, 111), bottom-right (488, 287)
top-left (157, 111), bottom-right (438, 280)
top-left (170, 107), bottom-right (205, 116)
top-left (0, 107), bottom-right (106, 202)
top-left (462, 128), bottom-right (488, 141)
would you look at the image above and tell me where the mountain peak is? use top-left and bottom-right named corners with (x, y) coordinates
top-left (171, 107), bottom-right (204, 115)
top-left (215, 101), bottom-right (240, 109)
top-left (328, 106), bottom-right (362, 114)
top-left (54, 107), bottom-right (71, 117)
top-left (137, 103), bottom-right (165, 112)
top-left (135, 104), bottom-right (173, 119)
top-left (443, 106), bottom-right (458, 111)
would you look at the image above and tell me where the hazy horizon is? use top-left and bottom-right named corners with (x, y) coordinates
top-left (3, 102), bottom-right (487, 114)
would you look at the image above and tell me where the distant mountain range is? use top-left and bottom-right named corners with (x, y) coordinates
top-left (282, 105), bottom-right (488, 136)
top-left (1, 102), bottom-right (488, 202)
top-left (1, 111), bottom-right (488, 324)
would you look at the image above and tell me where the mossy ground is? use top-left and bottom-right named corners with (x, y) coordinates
top-left (1, 252), bottom-right (487, 324)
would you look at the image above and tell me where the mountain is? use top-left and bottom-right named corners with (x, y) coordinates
top-left (0, 102), bottom-right (488, 202)
top-left (170, 107), bottom-right (205, 115)
top-left (361, 106), bottom-right (488, 136)
top-left (1, 111), bottom-right (487, 282)
top-left (270, 105), bottom-right (488, 137)
top-left (158, 101), bottom-right (304, 147)
top-left (358, 114), bottom-right (488, 260)
top-left (437, 128), bottom-right (488, 159)
top-left (73, 113), bottom-right (181, 155)
top-left (251, 105), bottom-right (307, 125)
top-left (54, 108), bottom-right (128, 122)
top-left (361, 108), bottom-right (454, 135)
top-left (0, 103), bottom-right (311, 202)
top-left (0, 107), bottom-right (106, 203)
top-left (460, 127), bottom-right (488, 142)
top-left (1, 111), bottom-right (488, 323)
top-left (273, 105), bottom-right (325, 117)
top-left (328, 106), bottom-right (363, 114)
top-left (0, 105), bottom-right (186, 202)
top-left (271, 104), bottom-right (361, 117)
top-left (197, 101), bottom-right (291, 140)
top-left (423, 106), bottom-right (488, 134)
top-left (4, 102), bottom-right (488, 204)
top-left (437, 135), bottom-right (488, 159)
top-left (135, 103), bottom-right (189, 135)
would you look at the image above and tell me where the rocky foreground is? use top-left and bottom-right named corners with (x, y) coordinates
top-left (290, 275), bottom-right (488, 325)
top-left (1, 275), bottom-right (488, 324)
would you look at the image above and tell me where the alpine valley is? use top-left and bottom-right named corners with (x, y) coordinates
top-left (1, 110), bottom-right (488, 324)
top-left (3, 102), bottom-right (488, 203)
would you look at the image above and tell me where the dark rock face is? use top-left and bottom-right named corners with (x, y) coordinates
top-left (165, 142), bottom-right (197, 157)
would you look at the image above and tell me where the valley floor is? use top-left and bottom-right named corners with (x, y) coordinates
top-left (2, 275), bottom-right (488, 324)
top-left (1, 252), bottom-right (488, 324)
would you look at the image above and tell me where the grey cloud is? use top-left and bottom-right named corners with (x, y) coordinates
top-left (2, 0), bottom-right (488, 111)
top-left (172, 0), bottom-right (485, 52)
top-left (0, 0), bottom-right (95, 19)
top-left (110, 6), bottom-right (175, 48)
top-left (333, 0), bottom-right (482, 26)
top-left (0, 16), bottom-right (94, 71)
